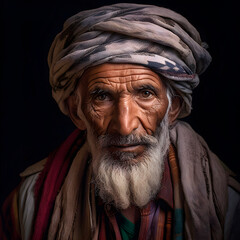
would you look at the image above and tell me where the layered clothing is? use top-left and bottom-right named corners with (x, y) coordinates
top-left (1, 121), bottom-right (240, 239)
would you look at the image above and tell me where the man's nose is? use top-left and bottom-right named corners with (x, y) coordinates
top-left (109, 98), bottom-right (139, 136)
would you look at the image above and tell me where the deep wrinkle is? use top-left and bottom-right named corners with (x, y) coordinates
top-left (88, 78), bottom-right (165, 106)
top-left (78, 64), bottom-right (169, 138)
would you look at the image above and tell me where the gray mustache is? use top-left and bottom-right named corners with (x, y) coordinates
top-left (98, 133), bottom-right (158, 148)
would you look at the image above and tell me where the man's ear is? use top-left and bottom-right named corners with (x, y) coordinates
top-left (168, 96), bottom-right (182, 124)
top-left (67, 95), bottom-right (87, 130)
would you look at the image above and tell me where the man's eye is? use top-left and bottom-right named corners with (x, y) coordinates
top-left (95, 93), bottom-right (110, 101)
top-left (140, 90), bottom-right (153, 98)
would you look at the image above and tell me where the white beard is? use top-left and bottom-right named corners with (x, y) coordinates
top-left (90, 114), bottom-right (170, 209)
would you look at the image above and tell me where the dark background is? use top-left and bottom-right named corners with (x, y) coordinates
top-left (1, 0), bottom-right (239, 206)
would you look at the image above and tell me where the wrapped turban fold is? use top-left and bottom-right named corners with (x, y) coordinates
top-left (48, 3), bottom-right (211, 118)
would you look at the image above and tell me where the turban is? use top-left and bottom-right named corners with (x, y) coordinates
top-left (48, 3), bottom-right (211, 118)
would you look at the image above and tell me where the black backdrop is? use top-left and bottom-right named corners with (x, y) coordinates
top-left (1, 0), bottom-right (240, 206)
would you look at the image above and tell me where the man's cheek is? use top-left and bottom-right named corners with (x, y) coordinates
top-left (86, 113), bottom-right (108, 137)
top-left (140, 106), bottom-right (166, 133)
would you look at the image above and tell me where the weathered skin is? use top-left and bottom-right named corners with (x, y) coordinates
top-left (67, 63), bottom-right (182, 223)
top-left (68, 63), bottom-right (180, 160)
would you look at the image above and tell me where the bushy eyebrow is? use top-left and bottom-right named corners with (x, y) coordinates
top-left (89, 87), bottom-right (112, 96)
top-left (90, 87), bottom-right (102, 95)
top-left (89, 83), bottom-right (160, 97)
top-left (135, 84), bottom-right (159, 94)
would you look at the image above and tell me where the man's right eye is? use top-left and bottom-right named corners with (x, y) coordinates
top-left (92, 90), bottom-right (113, 102)
top-left (96, 93), bottom-right (108, 101)
top-left (90, 88), bottom-right (111, 102)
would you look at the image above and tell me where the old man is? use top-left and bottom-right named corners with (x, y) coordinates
top-left (1, 3), bottom-right (240, 240)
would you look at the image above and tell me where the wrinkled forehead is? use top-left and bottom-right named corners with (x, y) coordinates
top-left (79, 63), bottom-right (163, 85)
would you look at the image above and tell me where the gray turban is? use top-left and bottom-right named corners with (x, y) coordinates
top-left (48, 3), bottom-right (211, 118)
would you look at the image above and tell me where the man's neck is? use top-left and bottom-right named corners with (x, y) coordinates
top-left (120, 205), bottom-right (140, 224)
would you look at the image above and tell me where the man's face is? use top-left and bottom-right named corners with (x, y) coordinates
top-left (77, 63), bottom-right (169, 161)
top-left (73, 63), bottom-right (171, 208)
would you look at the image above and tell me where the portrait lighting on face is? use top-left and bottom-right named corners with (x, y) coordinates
top-left (68, 63), bottom-right (178, 209)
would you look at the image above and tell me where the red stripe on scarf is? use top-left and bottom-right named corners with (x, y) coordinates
top-left (32, 129), bottom-right (85, 240)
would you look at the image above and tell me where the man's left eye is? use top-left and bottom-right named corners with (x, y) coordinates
top-left (140, 90), bottom-right (153, 98)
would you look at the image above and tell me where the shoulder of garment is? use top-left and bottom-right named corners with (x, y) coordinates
top-left (19, 157), bottom-right (47, 178)
top-left (17, 158), bottom-right (47, 240)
